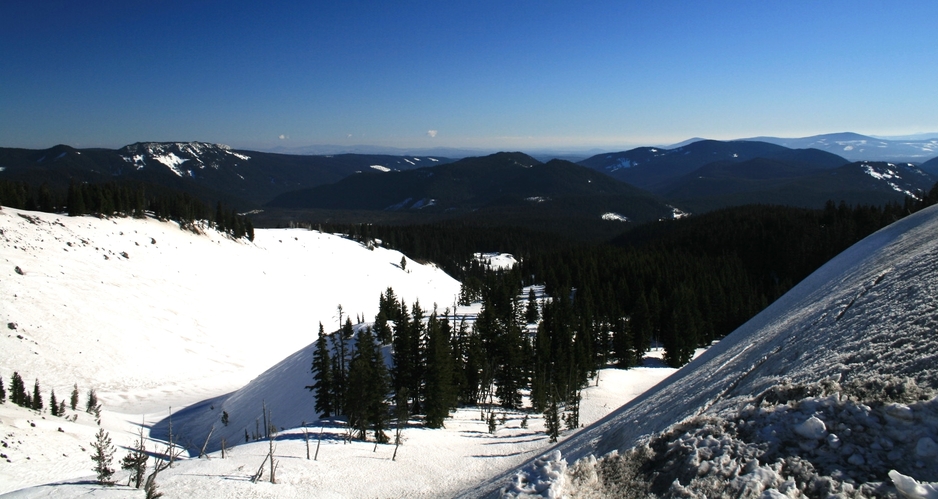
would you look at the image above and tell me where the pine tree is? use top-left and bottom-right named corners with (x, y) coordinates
top-left (307, 322), bottom-right (334, 418)
top-left (0, 377), bottom-right (5, 404)
top-left (86, 388), bottom-right (99, 414)
top-left (10, 372), bottom-right (26, 407)
top-left (329, 313), bottom-right (353, 415)
top-left (544, 392), bottom-right (561, 443)
top-left (31, 379), bottom-right (43, 411)
top-left (50, 389), bottom-right (58, 416)
top-left (345, 327), bottom-right (389, 442)
top-left (424, 310), bottom-right (456, 428)
top-left (90, 427), bottom-right (116, 485)
top-left (70, 383), bottom-right (79, 410)
top-left (525, 288), bottom-right (540, 324)
top-left (392, 301), bottom-right (415, 409)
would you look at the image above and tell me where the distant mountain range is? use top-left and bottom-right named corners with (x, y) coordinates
top-left (2, 136), bottom-right (936, 237)
top-left (742, 132), bottom-right (938, 162)
top-left (267, 152), bottom-right (677, 235)
top-left (577, 139), bottom-right (935, 212)
top-left (0, 142), bottom-right (452, 208)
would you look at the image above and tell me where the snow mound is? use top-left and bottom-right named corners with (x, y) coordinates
top-left (468, 204), bottom-right (938, 498)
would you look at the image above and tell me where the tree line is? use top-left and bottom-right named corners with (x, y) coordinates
top-left (0, 179), bottom-right (254, 241)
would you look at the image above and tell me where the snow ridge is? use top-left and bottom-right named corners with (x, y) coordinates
top-left (119, 142), bottom-right (250, 175)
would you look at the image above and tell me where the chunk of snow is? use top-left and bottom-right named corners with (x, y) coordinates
top-left (370, 164), bottom-right (391, 172)
top-left (890, 470), bottom-right (938, 499)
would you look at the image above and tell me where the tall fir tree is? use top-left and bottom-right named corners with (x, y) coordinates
top-left (50, 389), bottom-right (59, 416)
top-left (392, 301), bottom-right (415, 409)
top-left (306, 322), bottom-right (335, 418)
top-left (0, 377), bottom-right (5, 404)
top-left (330, 317), bottom-right (353, 415)
top-left (10, 372), bottom-right (26, 407)
top-left (345, 327), bottom-right (390, 442)
top-left (31, 379), bottom-right (43, 411)
top-left (70, 383), bottom-right (79, 410)
top-left (525, 287), bottom-right (540, 324)
top-left (423, 310), bottom-right (456, 428)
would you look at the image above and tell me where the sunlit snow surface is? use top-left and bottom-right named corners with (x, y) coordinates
top-left (0, 207), bottom-right (691, 497)
top-left (471, 204), bottom-right (938, 498)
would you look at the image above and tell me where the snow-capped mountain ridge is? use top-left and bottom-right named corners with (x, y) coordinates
top-left (119, 142), bottom-right (251, 176)
top-left (860, 161), bottom-right (932, 199)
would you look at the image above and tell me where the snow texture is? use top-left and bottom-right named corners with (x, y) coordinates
top-left (467, 204), bottom-right (938, 498)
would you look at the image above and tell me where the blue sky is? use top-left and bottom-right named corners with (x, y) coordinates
top-left (2, 1), bottom-right (936, 152)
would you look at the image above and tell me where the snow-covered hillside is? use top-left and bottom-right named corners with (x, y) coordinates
top-left (1, 207), bottom-right (460, 414)
top-left (0, 206), bottom-right (464, 493)
top-left (466, 205), bottom-right (938, 498)
top-left (0, 206), bottom-right (698, 497)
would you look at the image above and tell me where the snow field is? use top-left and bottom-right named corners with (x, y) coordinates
top-left (0, 206), bottom-right (460, 494)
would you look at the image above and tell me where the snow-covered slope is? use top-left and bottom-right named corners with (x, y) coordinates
top-left (0, 207), bottom-right (461, 414)
top-left (467, 204), bottom-right (938, 498)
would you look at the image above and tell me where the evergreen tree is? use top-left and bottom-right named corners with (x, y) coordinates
top-left (0, 377), bottom-right (5, 404)
top-left (50, 389), bottom-right (58, 416)
top-left (86, 388), bottom-right (99, 414)
top-left (423, 310), bottom-right (456, 428)
top-left (90, 427), bottom-right (116, 485)
top-left (307, 322), bottom-right (335, 418)
top-left (67, 179), bottom-right (86, 216)
top-left (31, 379), bottom-right (43, 411)
top-left (330, 317), bottom-right (352, 415)
top-left (544, 391), bottom-right (561, 443)
top-left (392, 301), bottom-right (415, 408)
top-left (10, 372), bottom-right (26, 407)
top-left (70, 383), bottom-right (79, 410)
top-left (525, 288), bottom-right (540, 324)
top-left (345, 327), bottom-right (390, 441)
top-left (631, 292), bottom-right (653, 355)
top-left (374, 309), bottom-right (392, 345)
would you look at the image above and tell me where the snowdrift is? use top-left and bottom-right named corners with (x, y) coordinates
top-left (467, 204), bottom-right (938, 497)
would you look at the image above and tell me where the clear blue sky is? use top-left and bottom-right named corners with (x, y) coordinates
top-left (2, 1), bottom-right (936, 151)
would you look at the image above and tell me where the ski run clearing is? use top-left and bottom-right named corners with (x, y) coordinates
top-left (3, 203), bottom-right (938, 498)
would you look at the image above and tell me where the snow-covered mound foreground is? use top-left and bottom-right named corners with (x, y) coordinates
top-left (0, 206), bottom-right (461, 414)
top-left (467, 204), bottom-right (938, 498)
